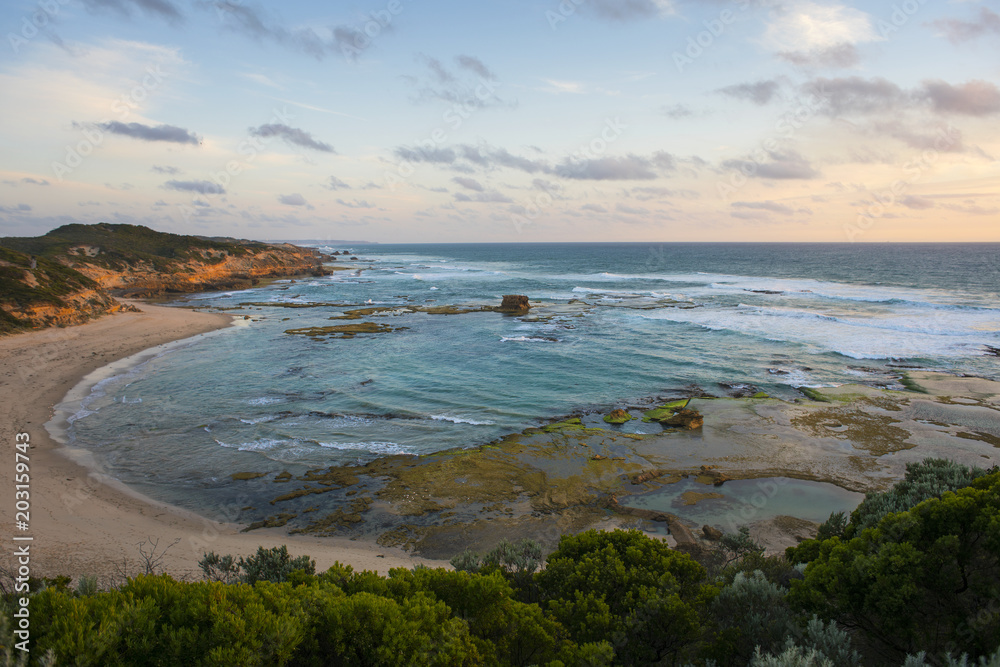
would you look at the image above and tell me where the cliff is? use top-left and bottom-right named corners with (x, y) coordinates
top-left (0, 223), bottom-right (330, 333)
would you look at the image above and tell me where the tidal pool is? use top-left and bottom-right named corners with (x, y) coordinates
top-left (622, 476), bottom-right (864, 531)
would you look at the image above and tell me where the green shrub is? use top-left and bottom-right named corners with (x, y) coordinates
top-left (536, 529), bottom-right (713, 665)
top-left (199, 546), bottom-right (315, 585)
top-left (846, 458), bottom-right (986, 535)
top-left (815, 512), bottom-right (847, 541)
top-left (706, 571), bottom-right (795, 665)
top-left (789, 470), bottom-right (1000, 663)
top-left (750, 642), bottom-right (834, 667)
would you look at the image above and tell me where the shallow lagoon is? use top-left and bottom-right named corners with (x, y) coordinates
top-left (622, 476), bottom-right (865, 530)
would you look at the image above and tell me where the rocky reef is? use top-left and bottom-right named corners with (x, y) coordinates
top-left (0, 223), bottom-right (329, 333)
top-left (496, 294), bottom-right (531, 313)
top-left (224, 372), bottom-right (1000, 559)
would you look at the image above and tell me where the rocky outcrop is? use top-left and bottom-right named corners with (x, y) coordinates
top-left (702, 525), bottom-right (723, 541)
top-left (0, 223), bottom-right (330, 333)
top-left (661, 409), bottom-right (704, 430)
top-left (0, 245), bottom-right (131, 333)
top-left (68, 242), bottom-right (327, 297)
top-left (496, 294), bottom-right (530, 313)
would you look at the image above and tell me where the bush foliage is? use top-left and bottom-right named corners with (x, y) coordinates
top-left (5, 460), bottom-right (999, 666)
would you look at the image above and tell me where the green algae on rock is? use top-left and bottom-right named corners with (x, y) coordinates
top-left (798, 387), bottom-right (833, 403)
top-left (604, 409), bottom-right (634, 424)
top-left (242, 512), bottom-right (297, 532)
top-left (790, 405), bottom-right (915, 456)
top-left (641, 399), bottom-right (690, 422)
top-left (283, 322), bottom-right (400, 338)
top-left (289, 498), bottom-right (372, 535)
top-left (230, 472), bottom-right (267, 481)
top-left (540, 417), bottom-right (598, 434)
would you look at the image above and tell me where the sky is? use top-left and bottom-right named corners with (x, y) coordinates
top-left (0, 0), bottom-right (998, 243)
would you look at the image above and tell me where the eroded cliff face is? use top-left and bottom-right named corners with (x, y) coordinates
top-left (3, 287), bottom-right (131, 330)
top-left (1, 225), bottom-right (330, 334)
top-left (69, 243), bottom-right (327, 297)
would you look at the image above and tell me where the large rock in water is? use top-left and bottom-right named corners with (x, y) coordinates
top-left (497, 294), bottom-right (530, 313)
top-left (661, 409), bottom-right (704, 430)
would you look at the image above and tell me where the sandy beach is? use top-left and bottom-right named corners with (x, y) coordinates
top-left (0, 303), bottom-right (446, 584)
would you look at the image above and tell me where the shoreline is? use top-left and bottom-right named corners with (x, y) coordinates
top-left (0, 301), bottom-right (447, 583)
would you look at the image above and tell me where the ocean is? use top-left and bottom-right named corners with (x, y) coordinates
top-left (58, 243), bottom-right (1000, 516)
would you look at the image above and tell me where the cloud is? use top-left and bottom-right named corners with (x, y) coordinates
top-left (723, 149), bottom-right (820, 180)
top-left (395, 145), bottom-right (458, 164)
top-left (804, 77), bottom-right (1000, 117)
top-left (455, 55), bottom-right (495, 80)
top-left (802, 76), bottom-right (906, 115)
top-left (96, 121), bottom-right (200, 144)
top-left (395, 143), bottom-right (549, 174)
top-left (660, 104), bottom-right (699, 119)
top-left (0, 204), bottom-right (32, 213)
top-left (939, 202), bottom-right (1000, 216)
top-left (778, 42), bottom-right (860, 68)
top-left (717, 80), bottom-right (781, 105)
top-left (732, 200), bottom-right (795, 215)
top-left (201, 2), bottom-right (345, 60)
top-left (278, 193), bottom-right (308, 206)
top-left (393, 142), bottom-right (677, 182)
top-left (408, 56), bottom-right (506, 109)
top-left (581, 203), bottom-right (608, 213)
top-left (460, 145), bottom-right (548, 173)
top-left (583, 0), bottom-right (672, 21)
top-left (540, 79), bottom-right (584, 94)
top-left (452, 177), bottom-right (484, 192)
top-left (336, 198), bottom-right (376, 209)
top-left (615, 202), bottom-right (649, 215)
top-left (921, 80), bottom-right (1000, 117)
top-left (872, 122), bottom-right (965, 153)
top-left (454, 191), bottom-right (512, 203)
top-left (900, 195), bottom-right (935, 210)
top-left (81, 0), bottom-right (184, 24)
top-left (929, 8), bottom-right (1000, 44)
top-left (325, 176), bottom-right (350, 190)
top-left (242, 72), bottom-right (282, 89)
top-left (630, 186), bottom-right (676, 201)
top-left (557, 155), bottom-right (659, 180)
top-left (21, 177), bottom-right (50, 186)
top-left (763, 1), bottom-right (880, 51)
top-left (422, 56), bottom-right (455, 83)
top-left (163, 180), bottom-right (225, 194)
top-left (151, 165), bottom-right (180, 174)
top-left (248, 123), bottom-right (334, 152)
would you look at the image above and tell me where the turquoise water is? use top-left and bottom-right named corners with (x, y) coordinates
top-left (622, 477), bottom-right (865, 530)
top-left (63, 243), bottom-right (1000, 514)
